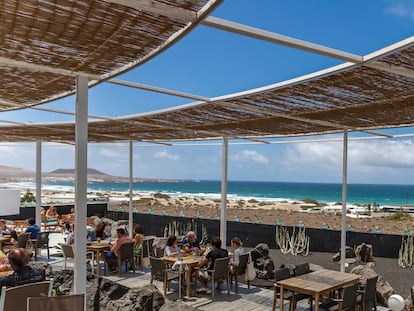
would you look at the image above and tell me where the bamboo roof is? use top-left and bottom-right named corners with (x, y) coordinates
top-left (1, 1), bottom-right (414, 143)
top-left (0, 0), bottom-right (220, 108)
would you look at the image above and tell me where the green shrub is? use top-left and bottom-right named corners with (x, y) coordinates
top-left (154, 192), bottom-right (170, 199)
top-left (384, 212), bottom-right (412, 221)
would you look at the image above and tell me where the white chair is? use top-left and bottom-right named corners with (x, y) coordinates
top-left (0, 279), bottom-right (53, 311)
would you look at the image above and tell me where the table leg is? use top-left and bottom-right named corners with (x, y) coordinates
top-left (314, 293), bottom-right (320, 311)
top-left (280, 286), bottom-right (284, 311)
top-left (186, 266), bottom-right (191, 297)
top-left (96, 251), bottom-right (101, 276)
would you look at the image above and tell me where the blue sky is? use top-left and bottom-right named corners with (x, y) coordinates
top-left (2, 0), bottom-right (414, 184)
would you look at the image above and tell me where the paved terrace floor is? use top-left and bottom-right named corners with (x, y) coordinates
top-left (42, 233), bottom-right (391, 311)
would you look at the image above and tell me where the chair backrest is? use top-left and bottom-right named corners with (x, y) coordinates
top-left (237, 253), bottom-right (249, 275)
top-left (275, 267), bottom-right (292, 281)
top-left (363, 275), bottom-right (378, 305)
top-left (341, 282), bottom-right (359, 311)
top-left (59, 243), bottom-right (75, 260)
top-left (17, 233), bottom-right (30, 248)
top-left (411, 285), bottom-right (414, 303)
top-left (211, 257), bottom-right (230, 281)
top-left (27, 293), bottom-right (84, 311)
top-left (294, 263), bottom-right (310, 276)
top-left (142, 237), bottom-right (156, 258)
top-left (0, 280), bottom-right (52, 311)
top-left (36, 232), bottom-right (49, 248)
top-left (149, 256), bottom-right (166, 281)
top-left (119, 242), bottom-right (134, 261)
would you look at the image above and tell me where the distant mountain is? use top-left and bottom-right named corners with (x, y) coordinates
top-left (0, 165), bottom-right (178, 183)
top-left (0, 165), bottom-right (35, 178)
top-left (49, 168), bottom-right (109, 176)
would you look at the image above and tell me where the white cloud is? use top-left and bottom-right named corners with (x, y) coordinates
top-left (284, 139), bottom-right (414, 172)
top-left (153, 150), bottom-right (179, 160)
top-left (98, 148), bottom-right (124, 158)
top-left (231, 150), bottom-right (269, 164)
top-left (385, 3), bottom-right (414, 21)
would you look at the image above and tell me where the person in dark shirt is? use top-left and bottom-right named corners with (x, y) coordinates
top-left (25, 218), bottom-right (41, 240)
top-left (0, 248), bottom-right (45, 287)
top-left (181, 231), bottom-right (205, 254)
top-left (196, 236), bottom-right (228, 294)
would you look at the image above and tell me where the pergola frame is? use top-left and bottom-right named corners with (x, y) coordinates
top-left (1, 0), bottom-right (414, 296)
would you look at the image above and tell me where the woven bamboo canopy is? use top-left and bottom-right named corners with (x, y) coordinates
top-left (1, 1), bottom-right (414, 143)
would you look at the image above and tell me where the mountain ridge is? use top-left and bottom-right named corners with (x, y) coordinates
top-left (0, 165), bottom-right (177, 182)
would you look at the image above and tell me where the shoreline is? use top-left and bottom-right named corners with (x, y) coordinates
top-left (34, 190), bottom-right (414, 236)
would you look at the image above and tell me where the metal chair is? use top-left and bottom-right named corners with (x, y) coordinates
top-left (319, 282), bottom-right (359, 311)
top-left (207, 256), bottom-right (231, 300)
top-left (229, 252), bottom-right (249, 294)
top-left (117, 241), bottom-right (135, 276)
top-left (27, 293), bottom-right (84, 311)
top-left (356, 275), bottom-right (378, 311)
top-left (17, 233), bottom-right (30, 249)
top-left (34, 232), bottom-right (50, 260)
top-left (149, 256), bottom-right (179, 295)
top-left (0, 279), bottom-right (53, 311)
top-left (293, 262), bottom-right (311, 276)
top-left (272, 267), bottom-right (295, 311)
top-left (291, 262), bottom-right (313, 309)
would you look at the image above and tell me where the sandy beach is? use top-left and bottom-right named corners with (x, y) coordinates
top-left (110, 195), bottom-right (414, 236)
top-left (41, 190), bottom-right (414, 235)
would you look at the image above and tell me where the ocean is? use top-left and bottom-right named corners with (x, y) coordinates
top-left (5, 180), bottom-right (414, 207)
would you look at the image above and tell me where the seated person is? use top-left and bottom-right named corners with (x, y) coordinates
top-left (133, 225), bottom-right (144, 258)
top-left (181, 231), bottom-right (205, 254)
top-left (0, 250), bottom-right (11, 272)
top-left (229, 237), bottom-right (245, 273)
top-left (0, 219), bottom-right (11, 235)
top-left (45, 205), bottom-right (59, 222)
top-left (197, 236), bottom-right (228, 294)
top-left (0, 248), bottom-right (45, 287)
top-left (163, 235), bottom-right (179, 257)
top-left (88, 221), bottom-right (110, 242)
top-left (66, 224), bottom-right (75, 245)
top-left (25, 217), bottom-right (41, 240)
top-left (104, 228), bottom-right (132, 272)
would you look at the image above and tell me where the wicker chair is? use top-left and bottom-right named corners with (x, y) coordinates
top-left (319, 282), bottom-right (359, 311)
top-left (27, 293), bottom-right (84, 311)
top-left (149, 256), bottom-right (179, 295)
top-left (229, 252), bottom-right (249, 294)
top-left (272, 267), bottom-right (295, 311)
top-left (356, 275), bottom-right (378, 311)
top-left (207, 256), bottom-right (231, 300)
top-left (34, 232), bottom-right (50, 260)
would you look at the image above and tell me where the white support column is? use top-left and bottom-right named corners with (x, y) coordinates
top-left (74, 75), bottom-right (88, 295)
top-left (35, 141), bottom-right (42, 227)
top-left (340, 129), bottom-right (348, 272)
top-left (220, 136), bottom-right (229, 246)
top-left (128, 140), bottom-right (133, 238)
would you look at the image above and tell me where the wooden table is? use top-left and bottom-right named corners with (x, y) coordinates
top-left (277, 269), bottom-right (360, 311)
top-left (162, 255), bottom-right (203, 297)
top-left (87, 242), bottom-right (110, 276)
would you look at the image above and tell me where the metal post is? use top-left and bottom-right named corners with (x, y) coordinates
top-left (35, 141), bottom-right (42, 227)
top-left (220, 136), bottom-right (228, 246)
top-left (129, 140), bottom-right (133, 238)
top-left (74, 75), bottom-right (88, 295)
top-left (340, 129), bottom-right (348, 272)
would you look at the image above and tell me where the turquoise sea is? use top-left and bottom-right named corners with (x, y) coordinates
top-left (8, 180), bottom-right (414, 207)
